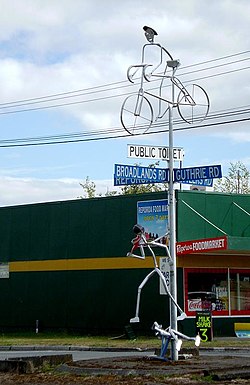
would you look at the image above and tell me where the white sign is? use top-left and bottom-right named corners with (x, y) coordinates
top-left (128, 144), bottom-right (184, 161)
top-left (0, 263), bottom-right (9, 279)
top-left (159, 256), bottom-right (171, 295)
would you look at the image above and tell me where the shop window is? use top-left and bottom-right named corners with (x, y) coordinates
top-left (230, 270), bottom-right (250, 315)
top-left (185, 269), bottom-right (228, 315)
top-left (184, 268), bottom-right (250, 317)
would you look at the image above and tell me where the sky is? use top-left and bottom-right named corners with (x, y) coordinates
top-left (0, 0), bottom-right (250, 206)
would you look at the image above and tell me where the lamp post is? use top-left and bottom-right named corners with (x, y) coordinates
top-left (120, 27), bottom-right (209, 361)
top-left (167, 59), bottom-right (180, 361)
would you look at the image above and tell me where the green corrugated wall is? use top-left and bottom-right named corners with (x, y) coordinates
top-left (0, 190), bottom-right (249, 335)
top-left (0, 192), bottom-right (170, 333)
top-left (177, 190), bottom-right (250, 239)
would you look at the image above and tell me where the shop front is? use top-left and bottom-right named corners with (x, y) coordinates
top-left (176, 191), bottom-right (250, 336)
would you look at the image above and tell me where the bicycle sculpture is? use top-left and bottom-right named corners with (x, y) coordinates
top-left (120, 27), bottom-right (210, 135)
top-left (127, 224), bottom-right (200, 359)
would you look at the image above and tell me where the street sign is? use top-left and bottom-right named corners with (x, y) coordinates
top-left (114, 164), bottom-right (222, 186)
top-left (128, 144), bottom-right (184, 161)
top-left (114, 164), bottom-right (168, 186)
top-left (180, 179), bottom-right (213, 187)
top-left (174, 165), bottom-right (222, 183)
top-left (176, 236), bottom-right (228, 255)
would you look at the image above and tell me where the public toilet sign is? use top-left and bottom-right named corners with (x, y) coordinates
top-left (114, 164), bottom-right (222, 186)
top-left (176, 236), bottom-right (228, 255)
top-left (127, 144), bottom-right (184, 161)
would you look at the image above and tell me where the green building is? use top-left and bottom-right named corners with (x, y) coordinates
top-left (0, 190), bottom-right (249, 336)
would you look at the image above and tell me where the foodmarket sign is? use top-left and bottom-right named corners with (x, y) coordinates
top-left (176, 236), bottom-right (228, 255)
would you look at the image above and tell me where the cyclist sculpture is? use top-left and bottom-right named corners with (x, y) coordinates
top-left (120, 27), bottom-right (210, 135)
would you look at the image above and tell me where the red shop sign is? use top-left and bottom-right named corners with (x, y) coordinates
top-left (176, 236), bottom-right (227, 255)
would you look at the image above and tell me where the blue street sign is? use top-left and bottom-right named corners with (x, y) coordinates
top-left (174, 165), bottom-right (222, 183)
top-left (180, 179), bottom-right (213, 187)
top-left (114, 164), bottom-right (222, 186)
top-left (114, 164), bottom-right (168, 186)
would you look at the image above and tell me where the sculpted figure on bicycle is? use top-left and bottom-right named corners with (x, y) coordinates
top-left (120, 27), bottom-right (210, 135)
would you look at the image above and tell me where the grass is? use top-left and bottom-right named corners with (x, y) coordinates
top-left (0, 332), bottom-right (249, 349)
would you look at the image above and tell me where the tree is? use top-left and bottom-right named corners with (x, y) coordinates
top-left (214, 161), bottom-right (250, 194)
top-left (79, 176), bottom-right (118, 198)
top-left (79, 162), bottom-right (167, 198)
top-left (119, 182), bottom-right (163, 195)
top-left (79, 176), bottom-right (96, 198)
top-left (119, 161), bottom-right (167, 195)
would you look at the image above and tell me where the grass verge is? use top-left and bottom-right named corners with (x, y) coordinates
top-left (0, 332), bottom-right (248, 349)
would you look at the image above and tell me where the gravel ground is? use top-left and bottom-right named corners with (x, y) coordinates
top-left (0, 353), bottom-right (249, 385)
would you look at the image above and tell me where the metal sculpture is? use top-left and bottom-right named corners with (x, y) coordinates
top-left (120, 28), bottom-right (210, 135)
top-left (127, 224), bottom-right (200, 359)
top-left (127, 224), bottom-right (186, 323)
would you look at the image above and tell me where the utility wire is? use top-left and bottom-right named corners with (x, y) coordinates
top-left (0, 105), bottom-right (250, 147)
top-left (0, 50), bottom-right (249, 112)
top-left (0, 64), bottom-right (249, 116)
top-left (0, 115), bottom-right (249, 148)
top-left (0, 49), bottom-right (250, 147)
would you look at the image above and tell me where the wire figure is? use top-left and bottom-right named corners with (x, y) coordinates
top-left (120, 29), bottom-right (210, 135)
top-left (127, 224), bottom-right (186, 323)
top-left (143, 26), bottom-right (158, 43)
top-left (127, 224), bottom-right (201, 360)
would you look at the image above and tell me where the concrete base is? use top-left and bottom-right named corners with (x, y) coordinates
top-left (0, 354), bottom-right (72, 374)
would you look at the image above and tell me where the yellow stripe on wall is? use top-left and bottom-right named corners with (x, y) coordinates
top-left (9, 253), bottom-right (249, 273)
top-left (9, 256), bottom-right (157, 273)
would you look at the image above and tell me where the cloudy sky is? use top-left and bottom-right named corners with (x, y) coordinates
top-left (0, 0), bottom-right (249, 206)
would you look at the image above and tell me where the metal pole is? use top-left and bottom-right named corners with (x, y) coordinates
top-left (168, 67), bottom-right (178, 361)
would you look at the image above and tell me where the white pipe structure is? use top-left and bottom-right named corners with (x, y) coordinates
top-left (152, 321), bottom-right (201, 355)
top-left (168, 59), bottom-right (179, 361)
top-left (122, 29), bottom-right (209, 361)
top-left (127, 225), bottom-right (187, 324)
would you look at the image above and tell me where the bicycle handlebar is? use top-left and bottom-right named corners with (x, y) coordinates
top-left (127, 64), bottom-right (152, 83)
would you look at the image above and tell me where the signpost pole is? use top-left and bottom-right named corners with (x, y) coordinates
top-left (168, 62), bottom-right (178, 361)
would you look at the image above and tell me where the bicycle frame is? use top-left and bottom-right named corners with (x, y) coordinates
top-left (121, 40), bottom-right (210, 134)
top-left (127, 47), bottom-right (196, 123)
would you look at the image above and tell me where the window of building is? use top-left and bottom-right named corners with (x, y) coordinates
top-left (230, 270), bottom-right (250, 315)
top-left (184, 268), bottom-right (250, 316)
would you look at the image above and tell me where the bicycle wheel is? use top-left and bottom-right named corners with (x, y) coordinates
top-left (120, 94), bottom-right (154, 135)
top-left (177, 84), bottom-right (210, 124)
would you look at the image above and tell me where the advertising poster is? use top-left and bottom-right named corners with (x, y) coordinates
top-left (137, 199), bottom-right (169, 295)
top-left (137, 199), bottom-right (168, 240)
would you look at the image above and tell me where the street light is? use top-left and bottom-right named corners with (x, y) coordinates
top-left (168, 59), bottom-right (179, 361)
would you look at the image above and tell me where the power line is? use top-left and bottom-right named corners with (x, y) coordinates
top-left (0, 63), bottom-right (249, 117)
top-left (0, 50), bottom-right (249, 114)
top-left (0, 49), bottom-right (249, 147)
top-left (0, 104), bottom-right (250, 147)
